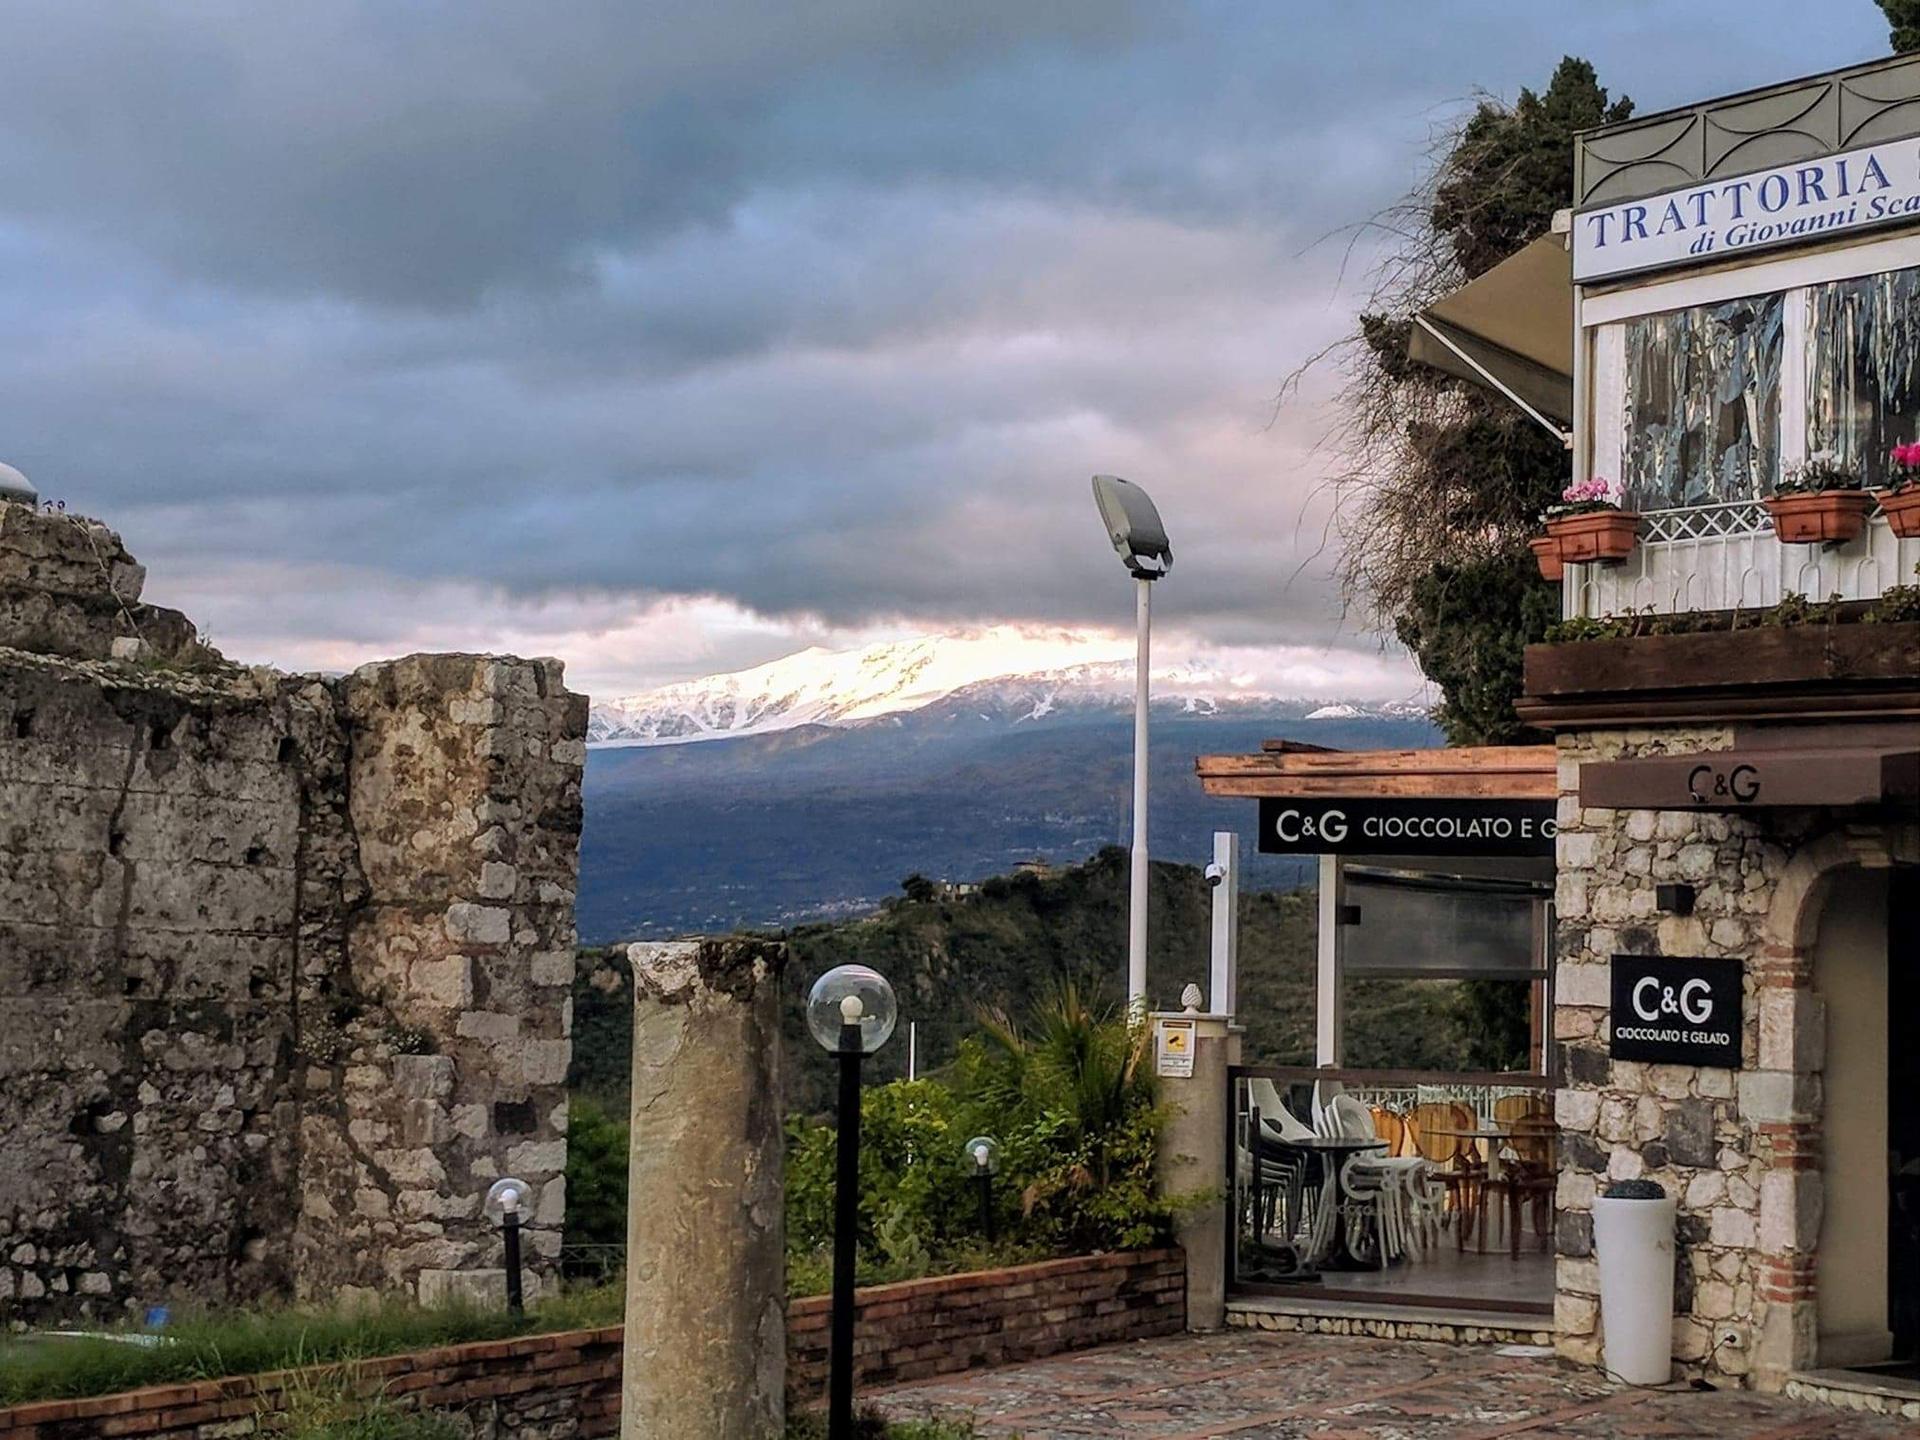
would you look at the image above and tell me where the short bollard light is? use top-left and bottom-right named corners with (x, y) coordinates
top-left (808, 964), bottom-right (897, 1440)
top-left (964, 1135), bottom-right (1000, 1241)
top-left (484, 1175), bottom-right (530, 1317)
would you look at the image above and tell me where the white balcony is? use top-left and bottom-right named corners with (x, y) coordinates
top-left (1563, 503), bottom-right (1920, 620)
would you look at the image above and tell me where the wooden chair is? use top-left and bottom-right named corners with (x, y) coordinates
top-left (1487, 1115), bottom-right (1557, 1257)
top-left (1408, 1101), bottom-right (1483, 1248)
top-left (1370, 1105), bottom-right (1409, 1157)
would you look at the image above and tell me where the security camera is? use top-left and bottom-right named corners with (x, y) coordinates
top-left (1090, 474), bottom-right (1172, 579)
top-left (1204, 861), bottom-right (1226, 888)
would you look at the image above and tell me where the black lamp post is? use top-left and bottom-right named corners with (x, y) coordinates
top-left (807, 964), bottom-right (897, 1440)
top-left (483, 1176), bottom-right (530, 1317)
top-left (964, 1135), bottom-right (1000, 1241)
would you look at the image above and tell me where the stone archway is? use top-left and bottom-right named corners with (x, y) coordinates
top-left (1751, 824), bottom-right (1920, 1386)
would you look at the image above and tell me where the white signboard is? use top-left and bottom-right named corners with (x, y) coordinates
top-left (1573, 138), bottom-right (1920, 283)
top-left (1155, 1017), bottom-right (1195, 1078)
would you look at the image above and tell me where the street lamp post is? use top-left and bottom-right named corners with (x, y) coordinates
top-left (483, 1176), bottom-right (530, 1317)
top-left (807, 964), bottom-right (898, 1440)
top-left (1090, 475), bottom-right (1173, 1014)
top-left (964, 1136), bottom-right (1000, 1241)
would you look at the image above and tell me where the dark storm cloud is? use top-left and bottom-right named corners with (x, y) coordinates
top-left (0, 1), bottom-right (1890, 677)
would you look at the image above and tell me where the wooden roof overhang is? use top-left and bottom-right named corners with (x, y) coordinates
top-left (1194, 742), bottom-right (1559, 801)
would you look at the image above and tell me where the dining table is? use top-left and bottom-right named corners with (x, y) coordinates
top-left (1423, 1127), bottom-right (1524, 1254)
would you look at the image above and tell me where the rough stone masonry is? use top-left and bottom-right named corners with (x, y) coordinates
top-left (0, 501), bottom-right (587, 1324)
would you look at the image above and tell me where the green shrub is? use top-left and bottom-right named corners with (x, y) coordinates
top-left (785, 983), bottom-right (1187, 1283)
top-left (564, 1093), bottom-right (630, 1251)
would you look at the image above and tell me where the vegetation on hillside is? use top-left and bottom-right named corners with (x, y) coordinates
top-left (1880, 0), bottom-right (1919, 52)
top-left (571, 847), bottom-right (1525, 1124)
top-left (565, 850), bottom-right (1532, 1276)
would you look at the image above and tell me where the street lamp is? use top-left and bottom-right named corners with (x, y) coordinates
top-left (483, 1176), bottom-right (530, 1317)
top-left (808, 964), bottom-right (898, 1440)
top-left (964, 1136), bottom-right (1000, 1241)
top-left (1090, 474), bottom-right (1173, 1014)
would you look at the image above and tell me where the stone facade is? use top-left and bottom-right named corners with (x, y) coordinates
top-left (1549, 722), bottom-right (1920, 1389)
top-left (0, 502), bottom-right (586, 1322)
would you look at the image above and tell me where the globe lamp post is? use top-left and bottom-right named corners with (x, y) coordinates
top-left (483, 1176), bottom-right (530, 1317)
top-left (808, 964), bottom-right (897, 1439)
top-left (964, 1136), bottom-right (1000, 1242)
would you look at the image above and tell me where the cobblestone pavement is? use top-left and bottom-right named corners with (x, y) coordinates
top-left (870, 1331), bottom-right (1917, 1437)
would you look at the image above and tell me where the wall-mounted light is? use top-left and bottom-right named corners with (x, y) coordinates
top-left (1655, 883), bottom-right (1695, 916)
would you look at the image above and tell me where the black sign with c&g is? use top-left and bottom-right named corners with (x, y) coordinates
top-left (1256, 797), bottom-right (1556, 858)
top-left (1609, 955), bottom-right (1743, 1068)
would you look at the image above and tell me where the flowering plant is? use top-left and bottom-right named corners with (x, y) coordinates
top-left (1543, 475), bottom-right (1620, 520)
top-left (1774, 451), bottom-right (1863, 496)
top-left (1886, 442), bottom-right (1920, 493)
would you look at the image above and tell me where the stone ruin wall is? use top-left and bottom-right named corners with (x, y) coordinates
top-left (1549, 724), bottom-right (1817, 1386)
top-left (0, 502), bottom-right (586, 1324)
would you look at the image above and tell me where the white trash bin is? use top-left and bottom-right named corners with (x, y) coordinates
top-left (1592, 1179), bottom-right (1676, 1385)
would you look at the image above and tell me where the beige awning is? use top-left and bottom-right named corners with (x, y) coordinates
top-left (1407, 234), bottom-right (1574, 441)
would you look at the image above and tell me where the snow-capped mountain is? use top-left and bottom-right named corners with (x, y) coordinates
top-left (588, 628), bottom-right (1427, 746)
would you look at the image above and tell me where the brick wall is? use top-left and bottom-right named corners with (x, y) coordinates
top-left (786, 1249), bottom-right (1185, 1403)
top-left (0, 1251), bottom-right (1185, 1440)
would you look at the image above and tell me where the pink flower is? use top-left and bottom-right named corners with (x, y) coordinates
top-left (1893, 443), bottom-right (1920, 471)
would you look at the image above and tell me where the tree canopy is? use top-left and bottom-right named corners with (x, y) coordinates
top-left (1879, 0), bottom-right (1920, 52)
top-left (1298, 57), bottom-right (1630, 743)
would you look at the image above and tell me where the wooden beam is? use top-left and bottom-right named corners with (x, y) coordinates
top-left (1199, 771), bottom-right (1559, 799)
top-left (1195, 743), bottom-right (1557, 800)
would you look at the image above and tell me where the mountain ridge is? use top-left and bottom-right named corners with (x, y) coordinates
top-left (590, 628), bottom-right (1429, 747)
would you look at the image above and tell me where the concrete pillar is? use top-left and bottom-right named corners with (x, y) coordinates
top-left (622, 938), bottom-right (787, 1440)
top-left (1152, 1013), bottom-right (1240, 1331)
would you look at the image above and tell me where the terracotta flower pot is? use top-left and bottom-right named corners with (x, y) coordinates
top-left (1542, 509), bottom-right (1640, 565)
top-left (1529, 535), bottom-right (1565, 582)
top-left (1763, 489), bottom-right (1872, 544)
top-left (1873, 484), bottom-right (1920, 539)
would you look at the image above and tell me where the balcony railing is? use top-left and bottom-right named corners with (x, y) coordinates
top-left (1564, 503), bottom-right (1920, 620)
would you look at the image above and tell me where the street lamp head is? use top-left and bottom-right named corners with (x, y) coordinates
top-left (484, 1176), bottom-right (530, 1221)
top-left (964, 1135), bottom-right (1000, 1174)
top-left (1090, 474), bottom-right (1171, 579)
top-left (807, 964), bottom-right (898, 1054)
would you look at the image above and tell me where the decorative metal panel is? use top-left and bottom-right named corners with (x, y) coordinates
top-left (1577, 54), bottom-right (1920, 210)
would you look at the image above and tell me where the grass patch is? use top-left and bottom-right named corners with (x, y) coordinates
top-left (0, 1282), bottom-right (625, 1407)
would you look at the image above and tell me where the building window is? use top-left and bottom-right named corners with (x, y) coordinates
top-left (1621, 294), bottom-right (1783, 510)
top-left (1807, 267), bottom-right (1920, 487)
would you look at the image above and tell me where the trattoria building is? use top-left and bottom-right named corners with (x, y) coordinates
top-left (1190, 51), bottom-right (1920, 1407)
top-left (1525, 53), bottom-right (1920, 1397)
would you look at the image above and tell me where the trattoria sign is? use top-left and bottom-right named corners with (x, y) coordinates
top-left (1256, 797), bottom-right (1556, 858)
top-left (1609, 956), bottom-right (1743, 1068)
top-left (1573, 139), bottom-right (1920, 282)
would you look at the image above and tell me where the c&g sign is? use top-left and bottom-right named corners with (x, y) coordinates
top-left (1256, 797), bottom-right (1556, 858)
top-left (1609, 956), bottom-right (1744, 1068)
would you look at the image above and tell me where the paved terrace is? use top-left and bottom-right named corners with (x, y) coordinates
top-left (872, 1331), bottom-right (1915, 1437)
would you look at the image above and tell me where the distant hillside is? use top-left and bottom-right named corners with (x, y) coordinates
top-left (578, 704), bottom-right (1440, 942)
top-left (570, 848), bottom-right (1520, 1117)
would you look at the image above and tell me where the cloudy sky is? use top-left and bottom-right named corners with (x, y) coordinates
top-left (0, 3), bottom-right (1891, 700)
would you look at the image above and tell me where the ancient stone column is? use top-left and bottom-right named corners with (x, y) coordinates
top-left (622, 937), bottom-right (787, 1440)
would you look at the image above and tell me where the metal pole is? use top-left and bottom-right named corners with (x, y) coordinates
top-left (1128, 575), bottom-right (1151, 1013)
top-left (976, 1170), bottom-right (995, 1241)
top-left (1208, 829), bottom-right (1239, 1017)
top-left (908, 1021), bottom-right (917, 1081)
top-left (829, 1021), bottom-right (863, 1439)
top-left (503, 1210), bottom-right (524, 1318)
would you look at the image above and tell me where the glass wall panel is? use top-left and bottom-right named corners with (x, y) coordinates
top-left (1341, 872), bottom-right (1541, 977)
top-left (1807, 267), bottom-right (1920, 486)
top-left (1622, 294), bottom-right (1782, 508)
